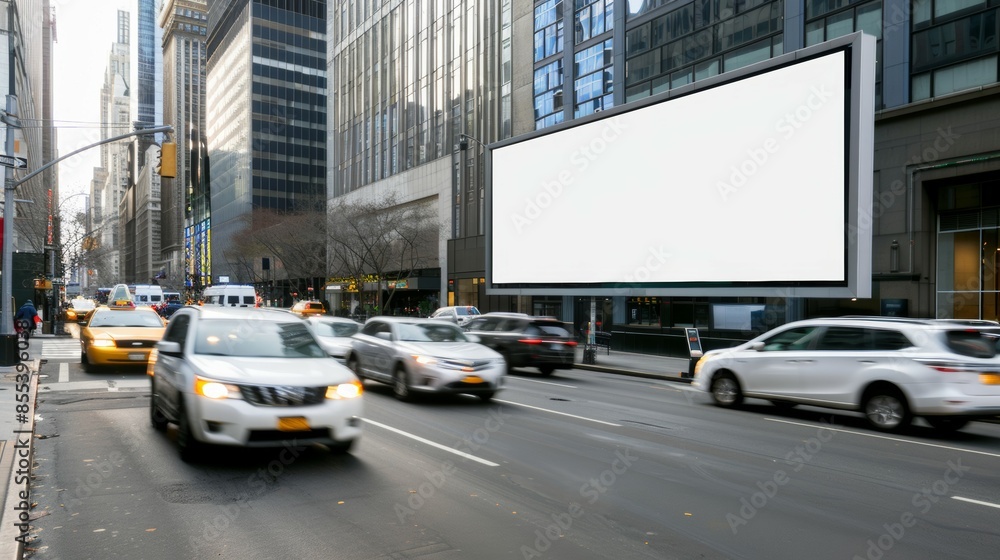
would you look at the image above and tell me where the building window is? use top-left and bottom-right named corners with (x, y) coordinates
top-left (534, 59), bottom-right (565, 129)
top-left (575, 0), bottom-right (614, 43)
top-left (534, 0), bottom-right (565, 62)
top-left (909, 2), bottom-right (998, 102)
top-left (575, 39), bottom-right (614, 117)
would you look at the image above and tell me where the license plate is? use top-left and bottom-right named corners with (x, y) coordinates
top-left (128, 353), bottom-right (145, 361)
top-left (277, 417), bottom-right (310, 431)
top-left (980, 373), bottom-right (1000, 385)
top-left (463, 375), bottom-right (484, 384)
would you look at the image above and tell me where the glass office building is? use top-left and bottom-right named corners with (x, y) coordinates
top-left (207, 0), bottom-right (328, 282)
top-left (522, 0), bottom-right (1000, 354)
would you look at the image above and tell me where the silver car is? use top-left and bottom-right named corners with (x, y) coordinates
top-left (149, 307), bottom-right (364, 461)
top-left (306, 316), bottom-right (362, 363)
top-left (692, 317), bottom-right (1000, 432)
top-left (347, 316), bottom-right (504, 401)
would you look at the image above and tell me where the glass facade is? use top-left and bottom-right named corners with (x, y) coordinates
top-left (805, 0), bottom-right (884, 108)
top-left (911, 0), bottom-right (999, 101)
top-left (207, 0), bottom-right (327, 280)
top-left (937, 177), bottom-right (1000, 321)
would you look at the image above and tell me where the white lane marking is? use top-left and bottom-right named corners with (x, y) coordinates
top-left (39, 380), bottom-right (149, 393)
top-left (494, 399), bottom-right (622, 427)
top-left (362, 418), bottom-right (499, 467)
top-left (765, 418), bottom-right (1000, 459)
top-left (507, 377), bottom-right (577, 389)
top-left (59, 362), bottom-right (68, 383)
top-left (952, 496), bottom-right (1000, 509)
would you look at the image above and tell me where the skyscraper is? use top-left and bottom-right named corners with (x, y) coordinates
top-left (160, 0), bottom-right (209, 294)
top-left (206, 0), bottom-right (328, 286)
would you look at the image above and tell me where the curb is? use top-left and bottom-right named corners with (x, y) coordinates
top-left (574, 363), bottom-right (693, 384)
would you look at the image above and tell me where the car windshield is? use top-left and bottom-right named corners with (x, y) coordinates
top-left (315, 321), bottom-right (359, 337)
top-left (456, 307), bottom-right (479, 316)
top-left (194, 319), bottom-right (326, 358)
top-left (88, 309), bottom-right (164, 328)
top-left (397, 322), bottom-right (469, 342)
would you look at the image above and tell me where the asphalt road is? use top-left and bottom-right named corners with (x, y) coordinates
top-left (24, 339), bottom-right (1000, 560)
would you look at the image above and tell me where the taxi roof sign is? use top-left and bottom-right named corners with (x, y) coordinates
top-left (108, 283), bottom-right (136, 308)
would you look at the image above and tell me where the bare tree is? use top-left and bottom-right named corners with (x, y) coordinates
top-left (327, 193), bottom-right (440, 316)
top-left (224, 208), bottom-right (328, 293)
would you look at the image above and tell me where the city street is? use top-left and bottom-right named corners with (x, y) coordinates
top-left (25, 335), bottom-right (1000, 560)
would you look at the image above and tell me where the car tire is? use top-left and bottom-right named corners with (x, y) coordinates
top-left (863, 387), bottom-right (911, 432)
top-left (393, 366), bottom-right (413, 402)
top-left (177, 403), bottom-right (204, 462)
top-left (150, 383), bottom-right (169, 432)
top-left (924, 416), bottom-right (969, 432)
top-left (710, 373), bottom-right (743, 407)
top-left (538, 365), bottom-right (556, 376)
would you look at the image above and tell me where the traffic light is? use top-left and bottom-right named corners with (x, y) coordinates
top-left (159, 142), bottom-right (177, 178)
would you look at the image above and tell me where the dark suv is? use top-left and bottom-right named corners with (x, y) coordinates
top-left (464, 313), bottom-right (577, 375)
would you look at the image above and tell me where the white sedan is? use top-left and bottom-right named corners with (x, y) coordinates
top-left (306, 316), bottom-right (362, 363)
top-left (346, 316), bottom-right (505, 401)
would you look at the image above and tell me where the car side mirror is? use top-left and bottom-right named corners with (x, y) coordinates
top-left (750, 341), bottom-right (765, 351)
top-left (156, 340), bottom-right (182, 356)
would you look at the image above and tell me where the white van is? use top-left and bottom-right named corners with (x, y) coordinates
top-left (133, 284), bottom-right (165, 306)
top-left (202, 285), bottom-right (258, 307)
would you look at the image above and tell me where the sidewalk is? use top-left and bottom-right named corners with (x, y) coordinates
top-left (574, 348), bottom-right (695, 383)
top-left (0, 333), bottom-right (45, 559)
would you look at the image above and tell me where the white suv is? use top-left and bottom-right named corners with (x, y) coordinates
top-left (430, 305), bottom-right (481, 326)
top-left (691, 317), bottom-right (1000, 432)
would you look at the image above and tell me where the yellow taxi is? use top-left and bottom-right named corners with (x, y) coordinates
top-left (80, 284), bottom-right (166, 372)
top-left (64, 298), bottom-right (96, 324)
top-left (290, 300), bottom-right (327, 318)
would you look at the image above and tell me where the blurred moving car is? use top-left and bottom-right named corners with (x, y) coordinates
top-left (691, 316), bottom-right (1000, 432)
top-left (149, 306), bottom-right (363, 461)
top-left (306, 316), bottom-right (361, 363)
top-left (156, 300), bottom-right (185, 319)
top-left (80, 300), bottom-right (167, 373)
top-left (464, 313), bottom-right (577, 375)
top-left (291, 300), bottom-right (327, 318)
top-left (430, 305), bottom-right (481, 327)
top-left (64, 298), bottom-right (96, 324)
top-left (346, 316), bottom-right (504, 401)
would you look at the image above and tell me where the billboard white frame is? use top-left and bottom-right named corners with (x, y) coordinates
top-left (486, 32), bottom-right (875, 298)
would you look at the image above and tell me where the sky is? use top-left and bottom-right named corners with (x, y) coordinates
top-left (52, 0), bottom-right (132, 217)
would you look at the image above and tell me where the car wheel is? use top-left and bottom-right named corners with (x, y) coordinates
top-left (924, 416), bottom-right (969, 432)
top-left (710, 373), bottom-right (743, 407)
top-left (177, 403), bottom-right (204, 462)
top-left (150, 383), bottom-right (169, 432)
top-left (328, 439), bottom-right (356, 454)
top-left (863, 387), bottom-right (911, 432)
top-left (393, 367), bottom-right (412, 402)
top-left (538, 365), bottom-right (556, 376)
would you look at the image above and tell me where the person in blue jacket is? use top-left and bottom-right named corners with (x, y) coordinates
top-left (14, 299), bottom-right (39, 336)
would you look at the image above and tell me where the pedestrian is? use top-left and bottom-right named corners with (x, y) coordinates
top-left (14, 299), bottom-right (39, 337)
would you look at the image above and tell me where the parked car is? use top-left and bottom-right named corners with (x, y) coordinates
top-left (291, 300), bottom-right (327, 318)
top-left (80, 300), bottom-right (167, 373)
top-left (306, 316), bottom-right (362, 363)
top-left (148, 306), bottom-right (363, 461)
top-left (691, 316), bottom-right (1000, 432)
top-left (346, 316), bottom-right (504, 401)
top-left (463, 313), bottom-right (577, 375)
top-left (430, 305), bottom-right (481, 327)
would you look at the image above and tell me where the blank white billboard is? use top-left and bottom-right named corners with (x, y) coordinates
top-left (487, 33), bottom-right (875, 298)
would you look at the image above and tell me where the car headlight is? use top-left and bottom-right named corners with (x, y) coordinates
top-left (91, 339), bottom-right (115, 348)
top-left (326, 380), bottom-right (363, 399)
top-left (194, 376), bottom-right (242, 399)
top-left (412, 355), bottom-right (437, 366)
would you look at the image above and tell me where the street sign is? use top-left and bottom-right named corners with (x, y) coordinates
top-left (0, 155), bottom-right (27, 169)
